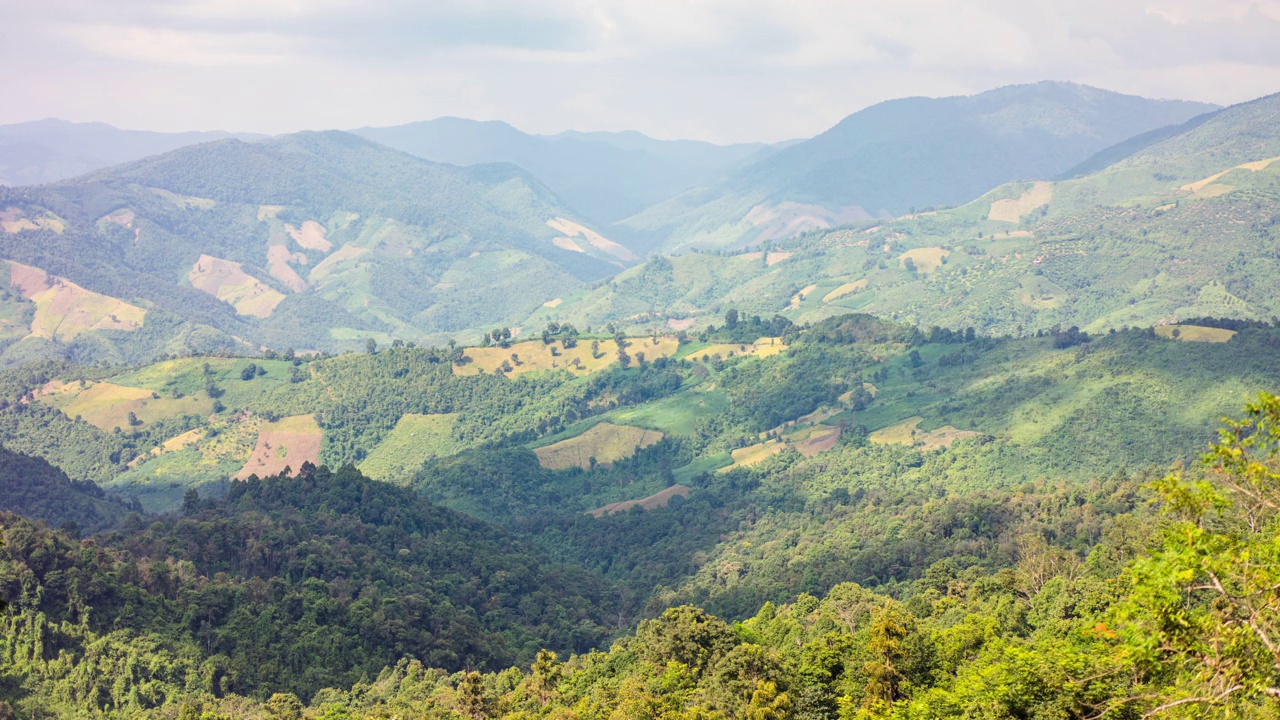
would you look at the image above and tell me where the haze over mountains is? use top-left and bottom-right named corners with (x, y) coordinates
top-left (0, 81), bottom-right (1269, 361)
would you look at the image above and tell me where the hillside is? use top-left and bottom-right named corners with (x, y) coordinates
top-left (0, 118), bottom-right (265, 186)
top-left (0, 442), bottom-right (137, 532)
top-left (352, 118), bottom-right (768, 224)
top-left (616, 82), bottom-right (1217, 253)
top-left (0, 131), bottom-right (633, 363)
top-left (541, 91), bottom-right (1280, 337)
top-left (2, 320), bottom-right (1280, 717)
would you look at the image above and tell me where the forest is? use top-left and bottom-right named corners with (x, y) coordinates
top-left (2, 394), bottom-right (1280, 718)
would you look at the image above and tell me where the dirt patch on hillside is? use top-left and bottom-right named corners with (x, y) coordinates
top-left (745, 202), bottom-right (874, 243)
top-left (266, 245), bottom-right (309, 292)
top-left (552, 236), bottom-right (585, 253)
top-left (589, 484), bottom-right (691, 517)
top-left (286, 220), bottom-right (333, 252)
top-left (1, 207), bottom-right (66, 234)
top-left (791, 425), bottom-right (841, 457)
top-left (548, 217), bottom-right (637, 261)
top-left (988, 182), bottom-right (1053, 223)
top-left (456, 336), bottom-right (680, 378)
top-left (188, 255), bottom-right (285, 318)
top-left (234, 415), bottom-right (322, 480)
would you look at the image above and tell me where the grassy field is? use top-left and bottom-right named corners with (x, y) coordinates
top-left (37, 381), bottom-right (210, 431)
top-left (604, 385), bottom-right (728, 435)
top-left (719, 438), bottom-right (786, 472)
top-left (533, 422), bottom-right (665, 470)
top-left (456, 336), bottom-right (680, 377)
top-left (358, 413), bottom-right (466, 482)
top-left (1155, 324), bottom-right (1237, 343)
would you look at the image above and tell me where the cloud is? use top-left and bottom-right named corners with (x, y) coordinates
top-left (2, 0), bottom-right (1279, 142)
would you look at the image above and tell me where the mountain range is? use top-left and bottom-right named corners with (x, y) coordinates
top-left (0, 81), bottom-right (1265, 362)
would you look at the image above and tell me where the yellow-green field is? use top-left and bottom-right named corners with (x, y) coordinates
top-left (988, 181), bottom-right (1053, 223)
top-left (589, 484), bottom-right (691, 517)
top-left (455, 336), bottom-right (680, 377)
top-left (37, 380), bottom-right (211, 431)
top-left (869, 417), bottom-right (923, 445)
top-left (789, 424), bottom-right (841, 457)
top-left (1155, 324), bottom-right (1237, 343)
top-left (188, 254), bottom-right (286, 318)
top-left (823, 279), bottom-right (868, 302)
top-left (6, 261), bottom-right (146, 340)
top-left (899, 247), bottom-right (951, 274)
top-left (234, 415), bottom-right (323, 480)
top-left (358, 413), bottom-right (466, 482)
top-left (533, 422), bottom-right (665, 470)
top-left (869, 417), bottom-right (977, 450)
top-left (718, 438), bottom-right (785, 472)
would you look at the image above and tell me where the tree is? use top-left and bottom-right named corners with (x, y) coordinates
top-left (456, 671), bottom-right (486, 719)
top-left (265, 693), bottom-right (304, 720)
top-left (1119, 392), bottom-right (1280, 716)
top-left (903, 257), bottom-right (917, 273)
top-left (529, 649), bottom-right (562, 705)
top-left (366, 337), bottom-right (377, 354)
top-left (725, 309), bottom-right (740, 330)
top-left (127, 411), bottom-right (142, 427)
top-left (241, 363), bottom-right (258, 381)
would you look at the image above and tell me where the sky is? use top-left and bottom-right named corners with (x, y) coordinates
top-left (3, 0), bottom-right (1280, 144)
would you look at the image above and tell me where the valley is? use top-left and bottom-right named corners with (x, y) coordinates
top-left (2, 75), bottom-right (1280, 720)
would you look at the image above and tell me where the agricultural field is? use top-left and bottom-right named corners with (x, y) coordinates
top-left (719, 438), bottom-right (786, 472)
top-left (187, 254), bottom-right (286, 318)
top-left (234, 414), bottom-right (322, 480)
top-left (358, 413), bottom-right (466, 482)
top-left (589, 484), bottom-right (690, 517)
top-left (6, 261), bottom-right (145, 341)
top-left (35, 380), bottom-right (210, 431)
top-left (456, 336), bottom-right (680, 376)
top-left (1155, 324), bottom-right (1237, 343)
top-left (533, 422), bottom-right (665, 470)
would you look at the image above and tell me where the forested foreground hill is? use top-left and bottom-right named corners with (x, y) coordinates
top-left (4, 395), bottom-right (1280, 718)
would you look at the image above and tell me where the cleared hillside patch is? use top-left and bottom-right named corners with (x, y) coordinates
top-left (1155, 324), bottom-right (1237, 343)
top-left (234, 415), bottom-right (322, 480)
top-left (899, 248), bottom-right (950, 274)
top-left (358, 413), bottom-right (466, 482)
top-left (534, 422), bottom-right (665, 470)
top-left (823, 279), bottom-right (868, 303)
top-left (6, 261), bottom-right (145, 340)
top-left (589, 485), bottom-right (690, 517)
top-left (988, 181), bottom-right (1053, 223)
top-left (188, 254), bottom-right (286, 318)
top-left (547, 217), bottom-right (637, 261)
top-left (37, 380), bottom-right (210, 431)
top-left (286, 220), bottom-right (333, 252)
top-left (719, 438), bottom-right (786, 472)
top-left (266, 245), bottom-right (308, 292)
top-left (455, 336), bottom-right (679, 377)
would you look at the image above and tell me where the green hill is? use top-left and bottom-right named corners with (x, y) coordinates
top-left (0, 131), bottom-right (635, 363)
top-left (541, 92), bottom-right (1280, 337)
top-left (613, 82), bottom-right (1216, 253)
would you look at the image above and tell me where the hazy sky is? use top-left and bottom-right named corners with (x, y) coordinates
top-left (3, 0), bottom-right (1280, 143)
